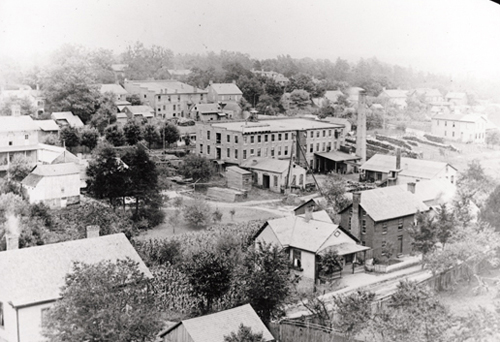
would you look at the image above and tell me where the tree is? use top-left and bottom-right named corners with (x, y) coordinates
top-left (456, 159), bottom-right (494, 206)
top-left (104, 124), bottom-right (126, 146)
top-left (42, 45), bottom-right (101, 123)
top-left (59, 126), bottom-right (80, 149)
top-left (162, 123), bottom-right (180, 146)
top-left (486, 130), bottom-right (500, 147)
top-left (255, 94), bottom-right (278, 115)
top-left (182, 249), bottom-right (232, 313)
top-left (407, 211), bottom-right (439, 259)
top-left (237, 242), bottom-right (291, 323)
top-left (319, 249), bottom-right (343, 275)
top-left (43, 259), bottom-right (162, 342)
top-left (322, 172), bottom-right (350, 212)
top-left (0, 96), bottom-right (36, 116)
top-left (481, 184), bottom-right (500, 231)
top-left (224, 324), bottom-right (265, 342)
top-left (79, 126), bottom-right (99, 151)
top-left (143, 123), bottom-right (161, 148)
top-left (8, 155), bottom-right (32, 182)
top-left (126, 94), bottom-right (142, 105)
top-left (123, 120), bottom-right (143, 145)
top-left (179, 154), bottom-right (215, 182)
top-left (86, 143), bottom-right (130, 206)
top-left (333, 290), bottom-right (375, 340)
top-left (90, 92), bottom-right (117, 134)
top-left (183, 196), bottom-right (212, 228)
top-left (369, 281), bottom-right (453, 342)
top-left (289, 89), bottom-right (311, 109)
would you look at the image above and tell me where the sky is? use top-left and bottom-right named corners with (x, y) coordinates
top-left (0, 0), bottom-right (499, 80)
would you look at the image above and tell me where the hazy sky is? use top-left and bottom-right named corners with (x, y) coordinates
top-left (1, 0), bottom-right (499, 79)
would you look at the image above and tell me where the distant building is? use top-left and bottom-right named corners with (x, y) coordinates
top-left (22, 163), bottom-right (81, 208)
top-left (339, 186), bottom-right (428, 259)
top-left (360, 153), bottom-right (457, 185)
top-left (345, 87), bottom-right (365, 104)
top-left (252, 69), bottom-right (289, 86)
top-left (50, 112), bottom-right (84, 128)
top-left (445, 92), bottom-right (467, 106)
top-left (0, 85), bottom-right (45, 117)
top-left (33, 120), bottom-right (60, 142)
top-left (312, 90), bottom-right (344, 107)
top-left (167, 69), bottom-right (191, 80)
top-left (189, 103), bottom-right (224, 122)
top-left (120, 105), bottom-right (155, 122)
top-left (409, 88), bottom-right (444, 103)
top-left (377, 89), bottom-right (408, 108)
top-left (206, 81), bottom-right (243, 103)
top-left (159, 304), bottom-right (274, 342)
top-left (0, 233), bottom-right (151, 342)
top-left (196, 118), bottom-right (346, 171)
top-left (226, 166), bottom-right (252, 191)
top-left (431, 112), bottom-right (486, 143)
top-left (99, 84), bottom-right (129, 101)
top-left (124, 80), bottom-right (207, 119)
top-left (241, 157), bottom-right (306, 192)
top-left (111, 64), bottom-right (128, 80)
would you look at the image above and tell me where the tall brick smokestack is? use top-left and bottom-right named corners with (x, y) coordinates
top-left (356, 90), bottom-right (367, 164)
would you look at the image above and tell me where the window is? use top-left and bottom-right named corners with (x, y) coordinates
top-left (173, 104), bottom-right (176, 110)
top-left (361, 241), bottom-right (366, 246)
top-left (452, 132), bottom-right (455, 137)
top-left (327, 142), bottom-right (331, 151)
top-left (207, 131), bottom-right (211, 140)
top-left (243, 150), bottom-right (247, 159)
top-left (348, 216), bottom-right (352, 230)
top-left (316, 131), bottom-right (320, 138)
top-left (250, 148), bottom-right (254, 155)
top-left (168, 96), bottom-right (171, 102)
top-left (278, 147), bottom-right (281, 156)
top-left (322, 142), bottom-right (325, 151)
top-left (163, 105), bottom-right (166, 110)
top-left (271, 149), bottom-right (275, 157)
top-left (227, 135), bottom-right (230, 143)
top-left (271, 134), bottom-right (275, 141)
top-left (235, 135), bottom-right (239, 143)
top-left (323, 130), bottom-right (326, 137)
top-left (144, 94), bottom-right (147, 98)
top-left (227, 148), bottom-right (230, 158)
top-left (257, 148), bottom-right (261, 157)
top-left (285, 133), bottom-right (289, 140)
top-left (381, 241), bottom-right (387, 249)
top-left (329, 130), bottom-right (332, 136)
top-left (310, 144), bottom-right (313, 153)
top-left (258, 135), bottom-right (261, 143)
top-left (274, 175), bottom-right (278, 187)
top-left (398, 218), bottom-right (403, 230)
top-left (382, 223), bottom-right (388, 234)
top-left (362, 210), bottom-right (366, 216)
top-left (264, 134), bottom-right (268, 142)
top-left (178, 95), bottom-right (181, 101)
top-left (0, 301), bottom-right (3, 327)
top-left (445, 121), bottom-right (447, 126)
top-left (250, 136), bottom-right (255, 144)
top-left (25, 134), bottom-right (29, 140)
top-left (278, 133), bottom-right (282, 141)
top-left (451, 175), bottom-right (454, 184)
top-left (316, 143), bottom-right (320, 152)
top-left (284, 146), bottom-right (288, 155)
top-left (244, 136), bottom-right (248, 143)
top-left (292, 249), bottom-right (302, 269)
top-left (207, 145), bottom-right (210, 154)
top-left (201, 94), bottom-right (204, 100)
top-left (310, 131), bottom-right (314, 138)
top-left (362, 220), bottom-right (366, 234)
top-left (9, 141), bottom-right (12, 146)
top-left (235, 149), bottom-right (238, 159)
top-left (452, 122), bottom-right (455, 127)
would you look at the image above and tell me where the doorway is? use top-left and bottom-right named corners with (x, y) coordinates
top-left (397, 235), bottom-right (403, 254)
top-left (263, 175), bottom-right (270, 189)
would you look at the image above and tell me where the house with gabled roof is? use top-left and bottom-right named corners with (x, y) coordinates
top-left (50, 111), bottom-right (84, 128)
top-left (21, 162), bottom-right (80, 208)
top-left (431, 112), bottom-right (486, 143)
top-left (206, 81), bottom-right (243, 103)
top-left (0, 116), bottom-right (40, 173)
top-left (445, 92), bottom-right (467, 106)
top-left (159, 304), bottom-right (274, 342)
top-left (377, 88), bottom-right (408, 108)
top-left (360, 153), bottom-right (457, 185)
top-left (33, 119), bottom-right (60, 142)
top-left (339, 186), bottom-right (428, 259)
top-left (0, 233), bottom-right (151, 342)
top-left (255, 209), bottom-right (369, 289)
top-left (99, 83), bottom-right (129, 101)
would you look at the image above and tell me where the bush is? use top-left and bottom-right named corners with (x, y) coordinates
top-left (424, 133), bottom-right (444, 144)
top-left (183, 197), bottom-right (212, 228)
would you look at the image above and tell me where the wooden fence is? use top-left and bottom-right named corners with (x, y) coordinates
top-left (269, 319), bottom-right (363, 342)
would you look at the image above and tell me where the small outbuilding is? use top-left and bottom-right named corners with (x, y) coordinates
top-left (22, 162), bottom-right (81, 208)
top-left (226, 166), bottom-right (252, 191)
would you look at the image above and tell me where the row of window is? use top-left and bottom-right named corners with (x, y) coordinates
top-left (205, 130), bottom-right (341, 144)
top-left (347, 216), bottom-right (404, 233)
top-left (199, 144), bottom-right (291, 159)
top-left (156, 94), bottom-right (204, 101)
top-left (309, 142), bottom-right (335, 153)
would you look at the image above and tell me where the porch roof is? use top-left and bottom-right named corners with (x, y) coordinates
top-left (315, 151), bottom-right (361, 162)
top-left (320, 242), bottom-right (370, 256)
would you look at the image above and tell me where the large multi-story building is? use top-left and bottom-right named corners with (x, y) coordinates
top-left (123, 80), bottom-right (207, 119)
top-left (196, 118), bottom-right (347, 170)
top-left (431, 112), bottom-right (486, 143)
top-left (0, 116), bottom-right (40, 173)
top-left (206, 81), bottom-right (243, 103)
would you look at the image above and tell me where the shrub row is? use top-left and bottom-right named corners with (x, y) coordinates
top-left (423, 133), bottom-right (445, 144)
top-left (403, 135), bottom-right (460, 152)
top-left (375, 134), bottom-right (413, 150)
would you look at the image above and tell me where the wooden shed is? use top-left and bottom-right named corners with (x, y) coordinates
top-left (226, 166), bottom-right (252, 191)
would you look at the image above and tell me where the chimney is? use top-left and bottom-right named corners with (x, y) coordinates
top-left (351, 192), bottom-right (361, 239)
top-left (6, 234), bottom-right (19, 250)
top-left (407, 182), bottom-right (416, 194)
top-left (396, 147), bottom-right (401, 170)
top-left (232, 80), bottom-right (236, 84)
top-left (304, 205), bottom-right (313, 222)
top-left (86, 225), bottom-right (100, 239)
top-left (356, 90), bottom-right (367, 164)
top-left (252, 159), bottom-right (258, 166)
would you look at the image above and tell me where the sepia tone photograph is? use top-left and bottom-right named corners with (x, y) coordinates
top-left (0, 0), bottom-right (499, 341)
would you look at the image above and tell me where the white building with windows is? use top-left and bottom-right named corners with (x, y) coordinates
top-left (431, 113), bottom-right (487, 143)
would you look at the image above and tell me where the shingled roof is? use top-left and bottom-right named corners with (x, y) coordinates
top-left (344, 186), bottom-right (428, 222)
top-left (209, 83), bottom-right (243, 95)
top-left (241, 157), bottom-right (292, 174)
top-left (159, 304), bottom-right (274, 342)
top-left (360, 154), bottom-right (456, 180)
top-left (0, 233), bottom-right (151, 308)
